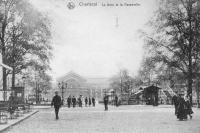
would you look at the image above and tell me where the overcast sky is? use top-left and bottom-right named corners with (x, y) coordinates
top-left (29, 0), bottom-right (157, 80)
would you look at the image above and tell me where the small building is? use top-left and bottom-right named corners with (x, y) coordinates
top-left (128, 85), bottom-right (161, 105)
top-left (143, 85), bottom-right (161, 106)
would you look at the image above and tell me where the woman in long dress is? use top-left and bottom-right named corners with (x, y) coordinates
top-left (176, 94), bottom-right (187, 120)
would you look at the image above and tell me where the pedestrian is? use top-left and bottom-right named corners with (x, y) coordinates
top-left (89, 97), bottom-right (91, 107)
top-left (78, 95), bottom-right (82, 107)
top-left (67, 95), bottom-right (72, 108)
top-left (72, 96), bottom-right (76, 108)
top-left (172, 93), bottom-right (178, 115)
top-left (92, 97), bottom-right (95, 107)
top-left (115, 95), bottom-right (118, 107)
top-left (51, 91), bottom-right (62, 120)
top-left (85, 97), bottom-right (88, 107)
top-left (176, 94), bottom-right (187, 121)
top-left (184, 96), bottom-right (193, 119)
top-left (104, 95), bottom-right (109, 111)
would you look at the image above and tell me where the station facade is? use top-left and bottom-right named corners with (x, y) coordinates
top-left (57, 71), bottom-right (110, 100)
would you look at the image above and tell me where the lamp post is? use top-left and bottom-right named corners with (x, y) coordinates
top-left (22, 76), bottom-right (26, 103)
top-left (58, 82), bottom-right (67, 105)
top-left (36, 82), bottom-right (40, 104)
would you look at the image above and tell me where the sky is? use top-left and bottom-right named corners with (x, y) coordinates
top-left (29, 0), bottom-right (157, 80)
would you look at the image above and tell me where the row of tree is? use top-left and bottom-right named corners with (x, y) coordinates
top-left (109, 0), bottom-right (200, 107)
top-left (0, 0), bottom-right (52, 99)
top-left (140, 0), bottom-right (200, 105)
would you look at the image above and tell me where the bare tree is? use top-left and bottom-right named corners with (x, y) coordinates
top-left (110, 69), bottom-right (133, 95)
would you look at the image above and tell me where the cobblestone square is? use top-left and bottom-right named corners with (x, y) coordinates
top-left (3, 105), bottom-right (200, 133)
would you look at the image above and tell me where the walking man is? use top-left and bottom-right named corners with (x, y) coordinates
top-left (89, 97), bottom-right (91, 107)
top-left (85, 97), bottom-right (88, 107)
top-left (72, 96), bottom-right (76, 108)
top-left (92, 97), bottom-right (95, 107)
top-left (172, 93), bottom-right (178, 115)
top-left (115, 95), bottom-right (118, 107)
top-left (67, 95), bottom-right (72, 108)
top-left (78, 95), bottom-right (82, 107)
top-left (104, 95), bottom-right (109, 111)
top-left (51, 91), bottom-right (62, 120)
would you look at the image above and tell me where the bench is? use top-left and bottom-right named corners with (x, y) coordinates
top-left (0, 104), bottom-right (8, 124)
top-left (15, 104), bottom-right (31, 116)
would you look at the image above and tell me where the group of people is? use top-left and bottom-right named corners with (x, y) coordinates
top-left (172, 93), bottom-right (193, 121)
top-left (84, 96), bottom-right (95, 107)
top-left (52, 91), bottom-right (194, 121)
top-left (66, 95), bottom-right (96, 108)
top-left (51, 92), bottom-right (96, 119)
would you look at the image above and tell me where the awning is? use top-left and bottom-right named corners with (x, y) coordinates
top-left (0, 62), bottom-right (13, 71)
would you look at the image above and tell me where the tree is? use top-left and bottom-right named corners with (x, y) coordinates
top-left (110, 69), bottom-right (133, 94)
top-left (22, 63), bottom-right (52, 103)
top-left (143, 0), bottom-right (200, 103)
top-left (138, 57), bottom-right (157, 85)
top-left (0, 0), bottom-right (52, 93)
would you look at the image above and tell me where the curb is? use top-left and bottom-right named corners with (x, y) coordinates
top-left (32, 106), bottom-right (51, 109)
top-left (0, 110), bottom-right (39, 132)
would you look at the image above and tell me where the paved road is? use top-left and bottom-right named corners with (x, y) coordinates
top-left (3, 105), bottom-right (200, 133)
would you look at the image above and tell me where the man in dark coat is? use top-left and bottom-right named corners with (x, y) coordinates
top-left (51, 91), bottom-right (62, 119)
top-left (104, 95), bottom-right (109, 111)
top-left (85, 97), bottom-right (88, 107)
top-left (89, 97), bottom-right (91, 107)
top-left (78, 95), bottom-right (82, 107)
top-left (115, 95), bottom-right (118, 107)
top-left (67, 95), bottom-right (72, 108)
top-left (92, 97), bottom-right (95, 107)
top-left (72, 96), bottom-right (76, 108)
top-left (172, 94), bottom-right (178, 115)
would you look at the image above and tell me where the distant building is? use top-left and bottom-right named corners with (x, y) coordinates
top-left (57, 71), bottom-right (110, 100)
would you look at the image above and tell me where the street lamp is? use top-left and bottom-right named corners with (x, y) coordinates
top-left (22, 76), bottom-right (26, 103)
top-left (58, 82), bottom-right (67, 105)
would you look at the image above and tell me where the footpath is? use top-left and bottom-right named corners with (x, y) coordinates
top-left (0, 108), bottom-right (39, 132)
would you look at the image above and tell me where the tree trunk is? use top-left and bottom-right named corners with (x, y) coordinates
top-left (197, 80), bottom-right (200, 108)
top-left (187, 0), bottom-right (193, 105)
top-left (1, 13), bottom-right (7, 101)
top-left (187, 74), bottom-right (193, 104)
top-left (11, 67), bottom-right (15, 90)
top-left (2, 46), bottom-right (7, 101)
top-left (2, 68), bottom-right (7, 101)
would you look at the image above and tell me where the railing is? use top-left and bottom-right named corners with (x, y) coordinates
top-left (166, 85), bottom-right (176, 95)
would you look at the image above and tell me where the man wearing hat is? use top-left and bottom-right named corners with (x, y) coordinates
top-left (172, 92), bottom-right (178, 115)
top-left (51, 91), bottom-right (62, 119)
top-left (104, 94), bottom-right (109, 111)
